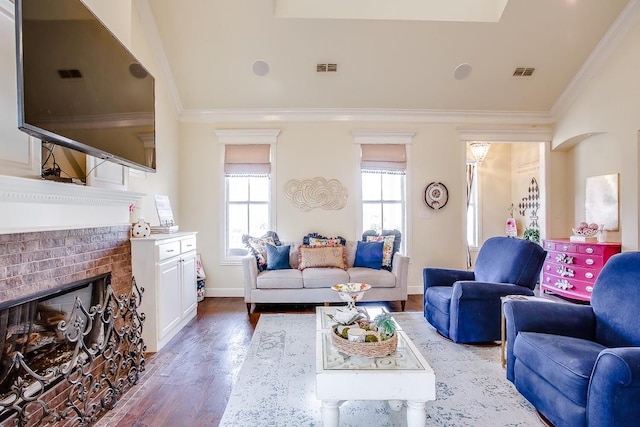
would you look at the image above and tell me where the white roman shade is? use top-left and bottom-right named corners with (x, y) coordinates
top-left (361, 144), bottom-right (406, 173)
top-left (224, 144), bottom-right (271, 176)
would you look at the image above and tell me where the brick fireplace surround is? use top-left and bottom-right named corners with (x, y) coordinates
top-left (0, 226), bottom-right (133, 303)
top-left (0, 225), bottom-right (142, 426)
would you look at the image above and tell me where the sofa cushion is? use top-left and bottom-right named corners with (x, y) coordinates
top-left (266, 244), bottom-right (291, 270)
top-left (514, 332), bottom-right (606, 407)
top-left (298, 245), bottom-right (347, 270)
top-left (242, 231), bottom-right (281, 272)
top-left (302, 267), bottom-right (350, 288)
top-left (347, 267), bottom-right (396, 288)
top-left (353, 241), bottom-right (384, 269)
top-left (256, 269), bottom-right (303, 289)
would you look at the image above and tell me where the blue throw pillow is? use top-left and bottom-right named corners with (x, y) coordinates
top-left (266, 244), bottom-right (291, 270)
top-left (353, 241), bottom-right (384, 270)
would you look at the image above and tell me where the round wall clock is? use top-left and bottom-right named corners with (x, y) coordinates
top-left (424, 182), bottom-right (449, 210)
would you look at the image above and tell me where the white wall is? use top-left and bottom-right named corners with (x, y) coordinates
top-left (179, 121), bottom-right (468, 296)
top-left (553, 17), bottom-right (640, 251)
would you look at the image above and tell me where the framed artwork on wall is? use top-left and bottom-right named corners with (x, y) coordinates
top-left (585, 173), bottom-right (619, 231)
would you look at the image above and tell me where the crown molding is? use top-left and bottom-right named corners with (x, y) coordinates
top-left (551, 0), bottom-right (640, 119)
top-left (180, 108), bottom-right (554, 125)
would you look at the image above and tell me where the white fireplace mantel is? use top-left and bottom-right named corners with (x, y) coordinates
top-left (0, 174), bottom-right (144, 234)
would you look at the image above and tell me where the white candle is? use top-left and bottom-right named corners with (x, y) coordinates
top-left (347, 327), bottom-right (366, 342)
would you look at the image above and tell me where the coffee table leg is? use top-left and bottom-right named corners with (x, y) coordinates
top-left (321, 400), bottom-right (341, 427)
top-left (406, 400), bottom-right (427, 427)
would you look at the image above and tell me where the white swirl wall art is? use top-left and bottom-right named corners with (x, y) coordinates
top-left (284, 177), bottom-right (348, 211)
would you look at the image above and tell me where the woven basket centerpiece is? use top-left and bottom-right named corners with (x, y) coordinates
top-left (330, 311), bottom-right (398, 358)
top-left (331, 327), bottom-right (398, 358)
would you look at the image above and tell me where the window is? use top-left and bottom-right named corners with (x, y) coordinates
top-left (466, 162), bottom-right (479, 248)
top-left (223, 143), bottom-right (272, 258)
top-left (226, 175), bottom-right (270, 255)
top-left (360, 143), bottom-right (406, 252)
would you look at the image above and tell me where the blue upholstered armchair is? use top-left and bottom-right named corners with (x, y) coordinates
top-left (423, 236), bottom-right (546, 343)
top-left (504, 252), bottom-right (640, 427)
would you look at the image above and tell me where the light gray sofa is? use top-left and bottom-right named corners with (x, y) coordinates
top-left (242, 241), bottom-right (409, 313)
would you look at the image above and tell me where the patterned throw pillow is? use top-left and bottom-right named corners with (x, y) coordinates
top-left (297, 245), bottom-right (347, 270)
top-left (362, 229), bottom-right (402, 271)
top-left (303, 233), bottom-right (346, 247)
top-left (242, 231), bottom-right (281, 272)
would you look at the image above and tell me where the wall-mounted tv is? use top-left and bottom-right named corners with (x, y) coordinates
top-left (15, 0), bottom-right (156, 173)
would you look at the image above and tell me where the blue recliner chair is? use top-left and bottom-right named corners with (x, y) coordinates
top-left (423, 236), bottom-right (546, 343)
top-left (504, 252), bottom-right (640, 427)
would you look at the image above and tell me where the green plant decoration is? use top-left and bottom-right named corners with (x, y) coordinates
top-left (523, 228), bottom-right (540, 243)
top-left (374, 312), bottom-right (396, 339)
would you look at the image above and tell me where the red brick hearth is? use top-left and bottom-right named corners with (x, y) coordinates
top-left (0, 225), bottom-right (144, 427)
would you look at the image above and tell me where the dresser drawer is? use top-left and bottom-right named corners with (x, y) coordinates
top-left (577, 244), bottom-right (604, 255)
top-left (543, 262), bottom-right (602, 282)
top-left (546, 250), bottom-right (605, 269)
top-left (158, 241), bottom-right (181, 260)
top-left (181, 237), bottom-right (197, 253)
top-left (542, 273), bottom-right (595, 299)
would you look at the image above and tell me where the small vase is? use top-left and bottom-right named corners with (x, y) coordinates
top-left (598, 225), bottom-right (606, 243)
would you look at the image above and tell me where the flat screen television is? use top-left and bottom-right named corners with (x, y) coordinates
top-left (15, 0), bottom-right (156, 173)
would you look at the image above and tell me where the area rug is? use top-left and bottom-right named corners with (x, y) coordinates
top-left (219, 312), bottom-right (540, 426)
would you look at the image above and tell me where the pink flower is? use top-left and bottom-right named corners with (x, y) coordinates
top-left (129, 203), bottom-right (136, 213)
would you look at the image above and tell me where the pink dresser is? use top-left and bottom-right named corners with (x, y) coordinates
top-left (541, 239), bottom-right (621, 302)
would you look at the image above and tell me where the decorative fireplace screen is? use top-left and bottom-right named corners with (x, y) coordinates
top-left (0, 273), bottom-right (145, 426)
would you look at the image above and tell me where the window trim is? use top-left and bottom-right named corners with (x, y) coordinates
top-left (352, 131), bottom-right (413, 256)
top-left (466, 161), bottom-right (481, 251)
top-left (216, 129), bottom-right (280, 265)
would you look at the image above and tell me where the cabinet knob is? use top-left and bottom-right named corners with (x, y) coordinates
top-left (586, 247), bottom-right (594, 254)
top-left (167, 249), bottom-right (175, 253)
top-left (585, 272), bottom-right (594, 279)
top-left (586, 258), bottom-right (594, 265)
top-left (586, 286), bottom-right (594, 293)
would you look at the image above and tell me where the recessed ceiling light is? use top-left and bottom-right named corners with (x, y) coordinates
top-left (453, 63), bottom-right (472, 80)
top-left (252, 60), bottom-right (270, 76)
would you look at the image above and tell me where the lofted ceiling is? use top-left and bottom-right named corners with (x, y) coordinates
top-left (143, 0), bottom-right (636, 119)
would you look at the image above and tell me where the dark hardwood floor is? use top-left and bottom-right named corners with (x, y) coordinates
top-left (95, 295), bottom-right (424, 427)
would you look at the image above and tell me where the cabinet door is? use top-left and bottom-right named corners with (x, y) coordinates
top-left (181, 252), bottom-right (198, 317)
top-left (157, 258), bottom-right (182, 340)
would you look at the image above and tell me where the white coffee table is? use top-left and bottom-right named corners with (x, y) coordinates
top-left (315, 306), bottom-right (436, 427)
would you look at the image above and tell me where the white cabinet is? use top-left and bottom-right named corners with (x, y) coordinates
top-left (131, 232), bottom-right (198, 353)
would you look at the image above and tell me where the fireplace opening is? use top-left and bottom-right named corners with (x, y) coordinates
top-left (0, 273), bottom-right (108, 403)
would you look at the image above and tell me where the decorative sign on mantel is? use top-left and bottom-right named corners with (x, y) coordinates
top-left (284, 177), bottom-right (348, 211)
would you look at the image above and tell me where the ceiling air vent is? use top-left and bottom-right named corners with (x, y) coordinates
top-left (317, 63), bottom-right (338, 73)
top-left (57, 69), bottom-right (83, 79)
top-left (513, 67), bottom-right (535, 77)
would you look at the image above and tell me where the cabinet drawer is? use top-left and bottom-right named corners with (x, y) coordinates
top-left (158, 241), bottom-right (181, 260)
top-left (577, 244), bottom-right (603, 255)
top-left (542, 273), bottom-right (595, 296)
top-left (546, 250), bottom-right (605, 268)
top-left (543, 262), bottom-right (602, 283)
top-left (181, 237), bottom-right (197, 253)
